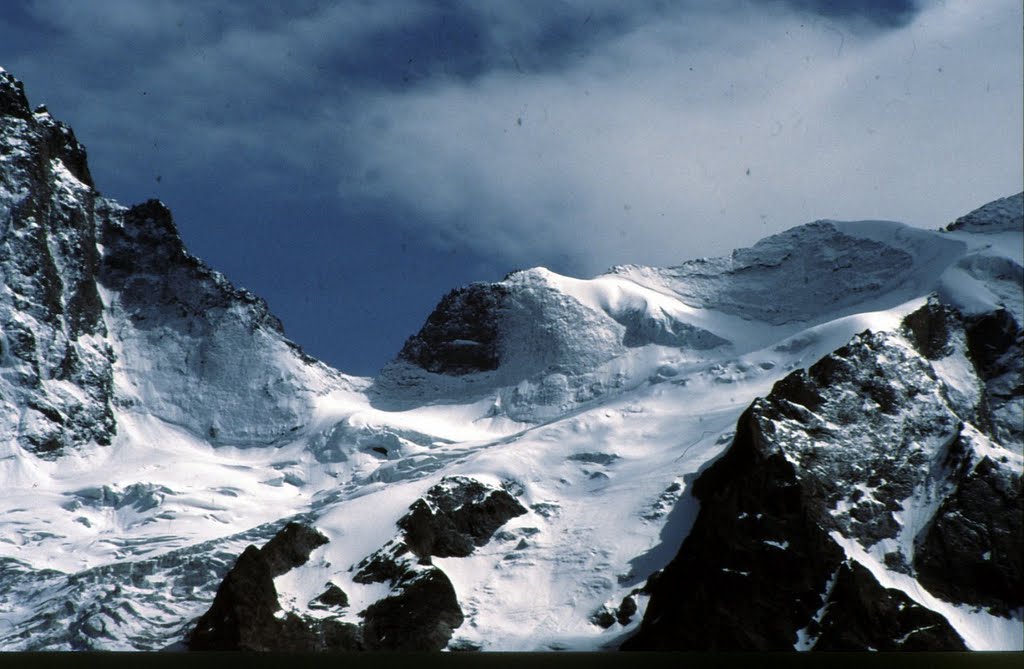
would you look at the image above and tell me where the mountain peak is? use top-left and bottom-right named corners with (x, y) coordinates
top-left (946, 192), bottom-right (1024, 233)
top-left (0, 69), bottom-right (94, 188)
top-left (1, 65), bottom-right (1020, 652)
top-left (0, 68), bottom-right (32, 121)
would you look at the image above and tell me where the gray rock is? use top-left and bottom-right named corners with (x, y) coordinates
top-left (398, 476), bottom-right (528, 559)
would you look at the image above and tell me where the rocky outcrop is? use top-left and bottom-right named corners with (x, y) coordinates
top-left (349, 476), bottom-right (527, 650)
top-left (946, 192), bottom-right (1023, 233)
top-left (398, 476), bottom-right (528, 559)
top-left (396, 283), bottom-right (509, 375)
top-left (188, 522), bottom-right (362, 652)
top-left (964, 309), bottom-right (1023, 448)
top-left (620, 403), bottom-right (848, 650)
top-left (624, 302), bottom-right (1020, 650)
top-left (812, 561), bottom-right (966, 651)
top-left (914, 456), bottom-right (1023, 616)
top-left (361, 567), bottom-right (464, 651)
top-left (350, 543), bottom-right (463, 651)
top-left (902, 299), bottom-right (958, 360)
top-left (375, 270), bottom-right (627, 413)
top-left (591, 593), bottom-right (640, 629)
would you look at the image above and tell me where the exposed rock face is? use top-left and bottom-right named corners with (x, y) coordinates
top-left (192, 477), bottom-right (523, 652)
top-left (258, 522), bottom-right (330, 577)
top-left (396, 283), bottom-right (509, 375)
top-left (902, 299), bottom-right (958, 361)
top-left (376, 270), bottom-right (628, 412)
top-left (98, 198), bottom-right (325, 446)
top-left (0, 68), bottom-right (114, 458)
top-left (188, 545), bottom-right (283, 651)
top-left (310, 583), bottom-right (349, 610)
top-left (625, 302), bottom-right (1020, 650)
top-left (350, 476), bottom-right (527, 650)
top-left (621, 404), bottom-right (848, 650)
top-left (752, 327), bottom-right (963, 556)
top-left (351, 544), bottom-right (463, 652)
top-left (915, 456), bottom-right (1023, 616)
top-left (964, 309), bottom-right (1023, 448)
top-left (361, 567), bottom-right (464, 651)
top-left (398, 476), bottom-right (528, 559)
top-left (188, 522), bottom-right (361, 652)
top-left (1, 68), bottom-right (338, 457)
top-left (812, 561), bottom-right (967, 651)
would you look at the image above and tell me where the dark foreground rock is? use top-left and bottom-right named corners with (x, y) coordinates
top-left (188, 522), bottom-right (361, 651)
top-left (349, 476), bottom-right (528, 650)
top-left (812, 561), bottom-right (966, 651)
top-left (620, 404), bottom-right (847, 650)
top-left (914, 456), bottom-right (1023, 616)
top-left (623, 303), bottom-right (1021, 650)
top-left (399, 476), bottom-right (528, 559)
top-left (361, 567), bottom-right (464, 651)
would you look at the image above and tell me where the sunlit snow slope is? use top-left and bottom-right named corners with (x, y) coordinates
top-left (0, 67), bottom-right (1020, 651)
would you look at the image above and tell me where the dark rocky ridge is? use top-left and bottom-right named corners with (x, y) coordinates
top-left (914, 456), bottom-right (1023, 616)
top-left (812, 561), bottom-right (967, 651)
top-left (398, 475), bottom-right (528, 559)
top-left (360, 567), bottom-right (464, 651)
top-left (621, 403), bottom-right (851, 650)
top-left (100, 198), bottom-right (285, 338)
top-left (188, 522), bottom-right (363, 652)
top-left (350, 476), bottom-right (527, 650)
top-left (625, 301), bottom-right (1021, 650)
top-left (946, 192), bottom-right (1023, 232)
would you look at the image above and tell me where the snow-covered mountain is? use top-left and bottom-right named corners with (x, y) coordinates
top-left (0, 68), bottom-right (1020, 651)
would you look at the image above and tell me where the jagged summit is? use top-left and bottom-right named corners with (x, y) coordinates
top-left (0, 69), bottom-right (351, 459)
top-left (0, 67), bottom-right (32, 120)
top-left (1, 68), bottom-right (93, 186)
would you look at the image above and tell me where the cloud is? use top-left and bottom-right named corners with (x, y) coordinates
top-left (339, 0), bottom-right (1023, 274)
top-left (4, 0), bottom-right (1014, 375)
top-left (2, 0), bottom-right (1018, 279)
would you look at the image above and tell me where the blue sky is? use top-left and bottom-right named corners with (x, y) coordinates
top-left (2, 0), bottom-right (1021, 375)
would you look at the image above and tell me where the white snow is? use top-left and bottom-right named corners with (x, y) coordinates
top-left (1, 197), bottom-right (1021, 650)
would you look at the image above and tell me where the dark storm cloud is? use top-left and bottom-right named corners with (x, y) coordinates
top-left (343, 0), bottom-right (1023, 274)
top-left (775, 0), bottom-right (920, 28)
top-left (0, 0), bottom-right (1019, 375)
